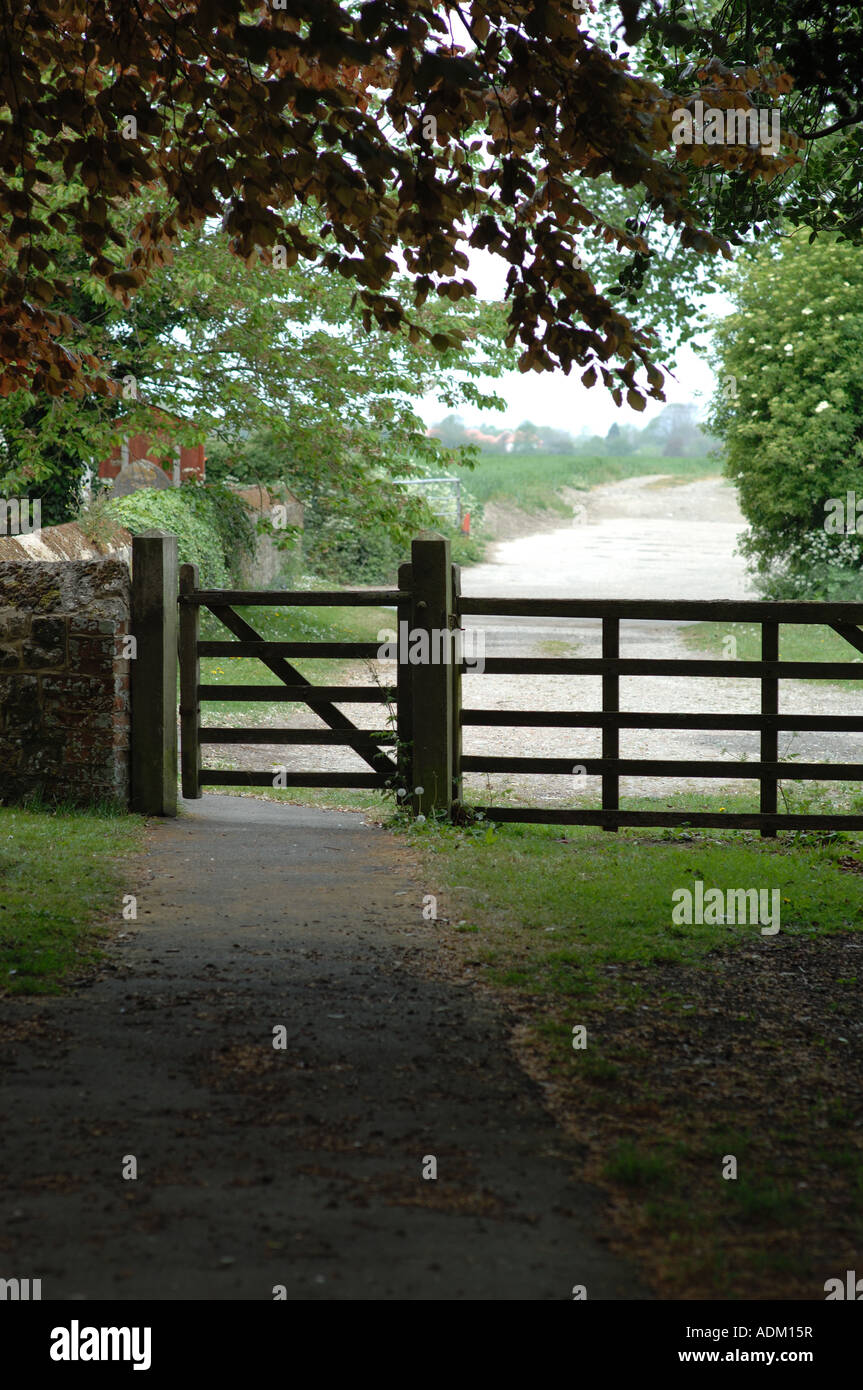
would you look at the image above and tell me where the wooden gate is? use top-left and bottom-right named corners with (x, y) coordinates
top-left (177, 564), bottom-right (412, 798)
top-left (457, 595), bottom-right (863, 836)
top-left (176, 534), bottom-right (455, 808)
top-left (177, 537), bottom-right (863, 835)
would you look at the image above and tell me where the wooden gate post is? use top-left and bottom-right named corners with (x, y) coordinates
top-left (602, 616), bottom-right (620, 832)
top-left (760, 620), bottom-right (779, 837)
top-left (410, 532), bottom-right (453, 818)
top-left (130, 531), bottom-right (178, 815)
top-left (396, 561), bottom-right (414, 801)
top-left (179, 563), bottom-right (202, 799)
top-left (451, 562), bottom-right (463, 813)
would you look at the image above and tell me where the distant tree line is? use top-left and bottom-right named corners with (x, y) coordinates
top-left (430, 404), bottom-right (718, 459)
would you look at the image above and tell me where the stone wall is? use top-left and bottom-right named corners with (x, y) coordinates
top-left (0, 518), bottom-right (132, 565)
top-left (0, 561), bottom-right (132, 806)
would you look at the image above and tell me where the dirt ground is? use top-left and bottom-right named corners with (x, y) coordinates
top-left (500, 932), bottom-right (863, 1300)
top-left (0, 795), bottom-right (645, 1300)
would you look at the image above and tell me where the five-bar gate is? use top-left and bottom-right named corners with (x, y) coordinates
top-left (178, 536), bottom-right (863, 835)
top-left (177, 535), bottom-right (459, 812)
top-left (458, 595), bottom-right (863, 836)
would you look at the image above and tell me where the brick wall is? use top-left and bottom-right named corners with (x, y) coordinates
top-left (0, 561), bottom-right (132, 806)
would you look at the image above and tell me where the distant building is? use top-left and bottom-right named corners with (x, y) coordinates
top-left (97, 408), bottom-right (205, 489)
top-left (427, 420), bottom-right (516, 452)
top-left (463, 426), bottom-right (517, 452)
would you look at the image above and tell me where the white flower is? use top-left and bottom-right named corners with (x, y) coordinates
top-left (414, 785), bottom-right (424, 795)
top-left (748, 336), bottom-right (756, 343)
top-left (783, 344), bottom-right (793, 353)
top-left (814, 401), bottom-right (831, 413)
top-left (415, 814), bottom-right (426, 824)
top-left (801, 307), bottom-right (813, 316)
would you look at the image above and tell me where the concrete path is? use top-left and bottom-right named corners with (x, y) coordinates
top-left (1, 795), bottom-right (645, 1300)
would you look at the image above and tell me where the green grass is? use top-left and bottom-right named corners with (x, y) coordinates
top-left (412, 795), bottom-right (863, 990)
top-left (604, 1140), bottom-right (675, 1190)
top-left (460, 451), bottom-right (720, 514)
top-left (199, 785), bottom-right (390, 815)
top-left (682, 620), bottom-right (863, 691)
top-left (0, 802), bottom-right (145, 994)
top-left (411, 797), bottom-right (863, 1296)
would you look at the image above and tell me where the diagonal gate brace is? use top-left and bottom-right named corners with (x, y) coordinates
top-left (206, 604), bottom-right (398, 779)
top-left (830, 620), bottom-right (863, 657)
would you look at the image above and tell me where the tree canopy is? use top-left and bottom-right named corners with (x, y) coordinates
top-left (639, 1), bottom-right (863, 246)
top-left (2, 0), bottom-right (808, 411)
top-left (0, 200), bottom-right (508, 525)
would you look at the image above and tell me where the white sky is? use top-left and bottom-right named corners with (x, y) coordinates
top-left (417, 250), bottom-right (734, 436)
top-left (410, 3), bottom-right (740, 436)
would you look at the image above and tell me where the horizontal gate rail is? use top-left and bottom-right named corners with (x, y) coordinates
top-left (198, 729), bottom-right (394, 746)
top-left (477, 808), bottom-right (863, 830)
top-left (185, 588), bottom-right (402, 607)
top-left (463, 657), bottom-right (863, 679)
top-left (199, 772), bottom-right (389, 788)
top-left (461, 710), bottom-right (863, 731)
top-left (198, 641), bottom-right (383, 658)
top-left (198, 684), bottom-right (388, 702)
top-left (462, 757), bottom-right (863, 779)
top-left (459, 597), bottom-right (863, 622)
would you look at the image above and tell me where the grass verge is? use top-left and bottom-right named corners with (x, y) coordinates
top-left (0, 800), bottom-right (146, 995)
top-left (462, 451), bottom-right (720, 514)
top-left (407, 791), bottom-right (863, 1299)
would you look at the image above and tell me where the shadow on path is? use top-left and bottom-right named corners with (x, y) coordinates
top-left (1, 795), bottom-right (647, 1300)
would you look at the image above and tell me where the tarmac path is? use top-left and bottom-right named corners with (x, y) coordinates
top-left (1, 795), bottom-right (645, 1300)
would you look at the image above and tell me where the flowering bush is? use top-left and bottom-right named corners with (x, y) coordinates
top-left (708, 233), bottom-right (863, 598)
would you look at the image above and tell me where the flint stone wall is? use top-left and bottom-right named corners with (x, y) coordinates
top-left (0, 561), bottom-right (131, 806)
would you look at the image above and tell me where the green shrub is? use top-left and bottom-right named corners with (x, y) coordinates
top-left (104, 481), bottom-right (255, 587)
top-left (708, 233), bottom-right (863, 598)
top-left (175, 479), bottom-right (256, 582)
